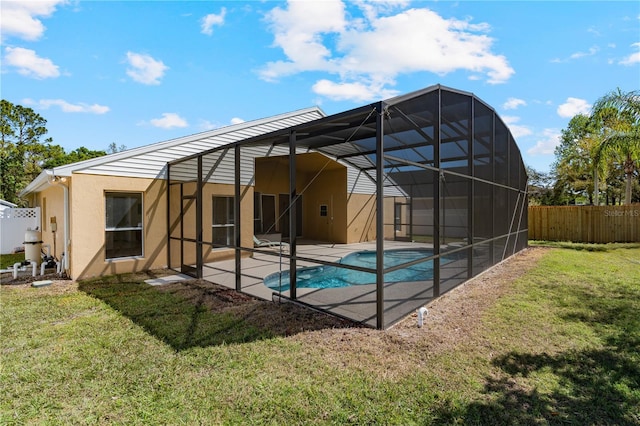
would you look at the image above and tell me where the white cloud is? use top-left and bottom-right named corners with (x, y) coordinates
top-left (259, 2), bottom-right (514, 102)
top-left (527, 129), bottom-right (561, 156)
top-left (4, 47), bottom-right (60, 79)
top-left (261, 0), bottom-right (347, 80)
top-left (201, 8), bottom-right (226, 35)
top-left (23, 98), bottom-right (109, 114)
top-left (312, 79), bottom-right (398, 102)
top-left (502, 97), bottom-right (526, 110)
top-left (619, 42), bottom-right (640, 65)
top-left (569, 46), bottom-right (599, 59)
top-left (199, 117), bottom-right (244, 130)
top-left (199, 120), bottom-right (219, 131)
top-left (125, 52), bottom-right (168, 85)
top-left (501, 116), bottom-right (532, 139)
top-left (150, 113), bottom-right (188, 129)
top-left (557, 97), bottom-right (591, 118)
top-left (0, 0), bottom-right (66, 41)
top-left (551, 46), bottom-right (600, 63)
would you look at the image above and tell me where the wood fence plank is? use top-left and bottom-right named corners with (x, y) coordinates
top-left (528, 205), bottom-right (640, 243)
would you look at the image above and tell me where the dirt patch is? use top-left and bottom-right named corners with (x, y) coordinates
top-left (155, 279), bottom-right (356, 335)
top-left (149, 247), bottom-right (549, 374)
top-left (286, 247), bottom-right (550, 376)
top-left (1, 269), bottom-right (70, 285)
top-left (1, 278), bottom-right (78, 296)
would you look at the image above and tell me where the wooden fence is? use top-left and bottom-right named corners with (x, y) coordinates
top-left (528, 205), bottom-right (640, 243)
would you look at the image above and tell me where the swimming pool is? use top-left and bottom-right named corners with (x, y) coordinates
top-left (264, 248), bottom-right (439, 292)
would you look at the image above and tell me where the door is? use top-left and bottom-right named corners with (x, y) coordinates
top-left (262, 194), bottom-right (276, 234)
top-left (279, 194), bottom-right (303, 238)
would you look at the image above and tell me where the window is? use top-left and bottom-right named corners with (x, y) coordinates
top-left (212, 196), bottom-right (234, 247)
top-left (394, 203), bottom-right (402, 232)
top-left (105, 192), bottom-right (143, 259)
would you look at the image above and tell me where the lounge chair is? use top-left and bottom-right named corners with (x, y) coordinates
top-left (253, 235), bottom-right (289, 252)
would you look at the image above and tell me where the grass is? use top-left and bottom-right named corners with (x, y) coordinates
top-left (2, 244), bottom-right (639, 424)
top-left (77, 274), bottom-right (272, 349)
top-left (528, 240), bottom-right (640, 251)
top-left (0, 252), bottom-right (25, 270)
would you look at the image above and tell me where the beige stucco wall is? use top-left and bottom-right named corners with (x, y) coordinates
top-left (25, 153), bottom-right (381, 279)
top-left (301, 167), bottom-right (348, 243)
top-left (24, 171), bottom-right (259, 279)
top-left (201, 182), bottom-right (253, 263)
top-left (32, 184), bottom-right (67, 261)
top-left (345, 193), bottom-right (377, 243)
top-left (255, 153), bottom-right (353, 243)
top-left (70, 174), bottom-right (255, 279)
top-left (70, 173), bottom-right (168, 279)
top-left (167, 181), bottom-right (253, 270)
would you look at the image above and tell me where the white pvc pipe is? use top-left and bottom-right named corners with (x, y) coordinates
top-left (57, 254), bottom-right (65, 274)
top-left (417, 307), bottom-right (428, 328)
top-left (13, 262), bottom-right (21, 279)
top-left (47, 173), bottom-right (70, 274)
top-left (31, 261), bottom-right (37, 277)
top-left (61, 183), bottom-right (69, 272)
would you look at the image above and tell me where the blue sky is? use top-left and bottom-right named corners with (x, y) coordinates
top-left (2, 1), bottom-right (639, 173)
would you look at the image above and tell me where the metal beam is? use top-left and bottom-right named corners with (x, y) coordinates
top-left (235, 145), bottom-right (241, 291)
top-left (289, 131), bottom-right (297, 300)
top-left (375, 103), bottom-right (385, 329)
top-left (196, 155), bottom-right (203, 279)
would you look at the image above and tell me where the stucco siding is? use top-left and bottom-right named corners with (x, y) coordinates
top-left (70, 173), bottom-right (168, 279)
top-left (346, 193), bottom-right (377, 243)
top-left (29, 185), bottom-right (66, 260)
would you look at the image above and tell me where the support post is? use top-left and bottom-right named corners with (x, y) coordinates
top-left (433, 89), bottom-right (441, 298)
top-left (375, 103), bottom-right (385, 329)
top-left (235, 146), bottom-right (242, 291)
top-left (289, 131), bottom-right (297, 300)
top-left (166, 163), bottom-right (171, 270)
top-left (196, 156), bottom-right (203, 279)
top-left (468, 97), bottom-right (474, 279)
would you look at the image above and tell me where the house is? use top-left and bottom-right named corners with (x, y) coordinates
top-left (19, 107), bottom-right (326, 279)
top-left (20, 85), bottom-right (528, 329)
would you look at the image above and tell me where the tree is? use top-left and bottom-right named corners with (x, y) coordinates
top-left (526, 165), bottom-right (556, 205)
top-left (107, 142), bottom-right (127, 154)
top-left (1, 99), bottom-right (53, 204)
top-left (552, 114), bottom-right (602, 204)
top-left (592, 89), bottom-right (640, 205)
top-left (1, 99), bottom-right (109, 204)
top-left (41, 146), bottom-right (107, 169)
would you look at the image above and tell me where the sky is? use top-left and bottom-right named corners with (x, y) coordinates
top-left (2, 1), bottom-right (639, 173)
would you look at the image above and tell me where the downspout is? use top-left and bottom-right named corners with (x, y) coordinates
top-left (47, 172), bottom-right (70, 274)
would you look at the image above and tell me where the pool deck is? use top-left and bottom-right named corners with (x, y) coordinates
top-left (201, 239), bottom-right (471, 328)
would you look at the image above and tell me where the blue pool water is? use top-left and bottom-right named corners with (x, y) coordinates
top-left (264, 249), bottom-right (438, 292)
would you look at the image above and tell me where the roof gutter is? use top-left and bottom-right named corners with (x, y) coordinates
top-left (47, 172), bottom-right (70, 274)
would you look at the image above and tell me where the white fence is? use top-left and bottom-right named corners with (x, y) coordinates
top-left (0, 207), bottom-right (41, 254)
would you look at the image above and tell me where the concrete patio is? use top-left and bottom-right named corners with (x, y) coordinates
top-left (201, 240), bottom-right (471, 328)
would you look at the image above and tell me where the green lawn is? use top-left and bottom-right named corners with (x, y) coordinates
top-left (1, 245), bottom-right (639, 424)
top-left (0, 252), bottom-right (25, 270)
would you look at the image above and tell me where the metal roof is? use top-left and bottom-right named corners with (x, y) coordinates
top-left (20, 107), bottom-right (325, 196)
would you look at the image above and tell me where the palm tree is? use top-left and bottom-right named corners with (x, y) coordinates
top-left (592, 89), bottom-right (640, 205)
